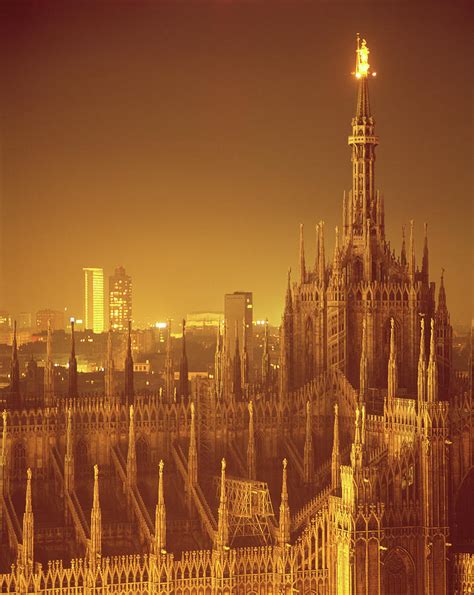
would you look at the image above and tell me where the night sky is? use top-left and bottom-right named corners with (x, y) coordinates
top-left (0, 1), bottom-right (471, 326)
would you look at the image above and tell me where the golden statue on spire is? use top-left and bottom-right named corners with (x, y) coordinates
top-left (355, 34), bottom-right (371, 78)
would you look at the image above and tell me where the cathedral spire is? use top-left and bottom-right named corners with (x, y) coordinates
top-left (64, 408), bottom-right (74, 493)
top-left (331, 404), bottom-right (340, 490)
top-left (127, 405), bottom-right (137, 487)
top-left (188, 402), bottom-right (198, 488)
top-left (89, 464), bottom-right (102, 564)
top-left (285, 268), bottom-right (293, 312)
top-left (303, 400), bottom-right (313, 485)
top-left (314, 223), bottom-right (320, 277)
top-left (44, 319), bottom-right (54, 406)
top-left (299, 223), bottom-right (306, 283)
top-left (387, 318), bottom-right (398, 399)
top-left (333, 226), bottom-right (341, 271)
top-left (278, 458), bottom-right (290, 548)
top-left (0, 411), bottom-right (7, 496)
top-left (408, 220), bottom-right (415, 282)
top-left (221, 321), bottom-right (231, 400)
top-left (164, 319), bottom-right (174, 403)
top-left (20, 468), bottom-right (34, 573)
top-left (216, 458), bottom-right (229, 551)
top-left (359, 316), bottom-right (368, 402)
top-left (155, 460), bottom-right (166, 555)
top-left (68, 320), bottom-right (78, 399)
top-left (261, 319), bottom-right (271, 389)
top-left (417, 317), bottom-right (427, 407)
top-left (214, 321), bottom-right (223, 399)
top-left (241, 320), bottom-right (249, 387)
top-left (8, 320), bottom-right (20, 407)
top-left (124, 320), bottom-right (134, 403)
top-left (105, 328), bottom-right (115, 400)
top-left (232, 322), bottom-right (242, 400)
top-left (281, 270), bottom-right (294, 398)
top-left (422, 222), bottom-right (429, 282)
top-left (437, 269), bottom-right (448, 315)
top-left (427, 318), bottom-right (438, 402)
top-left (400, 225), bottom-right (407, 267)
top-left (178, 319), bottom-right (189, 399)
top-left (1, 410), bottom-right (7, 465)
top-left (349, 35), bottom-right (378, 236)
top-left (365, 218), bottom-right (372, 281)
top-left (350, 406), bottom-right (364, 469)
top-left (435, 270), bottom-right (452, 396)
top-left (247, 401), bottom-right (256, 480)
top-left (342, 191), bottom-right (347, 238)
top-left (318, 221), bottom-right (326, 285)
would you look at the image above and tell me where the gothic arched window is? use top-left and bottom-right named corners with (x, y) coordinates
top-left (382, 548), bottom-right (415, 595)
top-left (353, 259), bottom-right (363, 283)
top-left (12, 441), bottom-right (26, 481)
top-left (75, 439), bottom-right (89, 478)
top-left (304, 317), bottom-right (314, 383)
top-left (136, 436), bottom-right (150, 471)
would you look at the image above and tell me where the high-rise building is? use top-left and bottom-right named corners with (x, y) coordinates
top-left (224, 291), bottom-right (253, 359)
top-left (36, 309), bottom-right (65, 332)
top-left (18, 312), bottom-right (32, 330)
top-left (109, 266), bottom-right (132, 331)
top-left (83, 267), bottom-right (104, 334)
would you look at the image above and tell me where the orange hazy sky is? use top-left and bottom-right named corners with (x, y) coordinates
top-left (0, 1), bottom-right (472, 326)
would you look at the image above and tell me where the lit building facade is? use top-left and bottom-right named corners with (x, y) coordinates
top-left (186, 311), bottom-right (223, 329)
top-left (224, 291), bottom-right (253, 357)
top-left (109, 266), bottom-right (132, 331)
top-left (83, 267), bottom-right (104, 334)
top-left (36, 309), bottom-right (65, 332)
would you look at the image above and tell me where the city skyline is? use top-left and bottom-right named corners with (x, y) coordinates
top-left (0, 2), bottom-right (472, 327)
top-left (0, 11), bottom-right (472, 592)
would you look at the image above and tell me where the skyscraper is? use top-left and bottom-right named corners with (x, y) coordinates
top-left (83, 267), bottom-right (104, 334)
top-left (109, 266), bottom-right (132, 331)
top-left (224, 291), bottom-right (253, 362)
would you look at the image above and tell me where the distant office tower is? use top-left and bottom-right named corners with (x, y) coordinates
top-left (0, 310), bottom-right (11, 328)
top-left (18, 312), bottom-right (32, 330)
top-left (36, 309), bottom-right (65, 332)
top-left (224, 291), bottom-right (253, 361)
top-left (83, 267), bottom-right (105, 333)
top-left (0, 310), bottom-right (11, 344)
top-left (109, 266), bottom-right (132, 331)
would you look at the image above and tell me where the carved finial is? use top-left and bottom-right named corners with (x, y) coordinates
top-left (221, 457), bottom-right (226, 472)
top-left (430, 318), bottom-right (435, 357)
top-left (94, 464), bottom-right (99, 481)
top-left (283, 457), bottom-right (287, 470)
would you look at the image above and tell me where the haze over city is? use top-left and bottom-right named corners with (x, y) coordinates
top-left (0, 1), bottom-right (472, 593)
top-left (0, 1), bottom-right (472, 326)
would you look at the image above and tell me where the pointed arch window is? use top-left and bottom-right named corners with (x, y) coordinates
top-left (12, 441), bottom-right (26, 481)
top-left (136, 436), bottom-right (150, 471)
top-left (75, 439), bottom-right (89, 478)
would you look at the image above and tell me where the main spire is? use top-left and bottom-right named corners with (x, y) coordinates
top-left (348, 35), bottom-right (379, 239)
